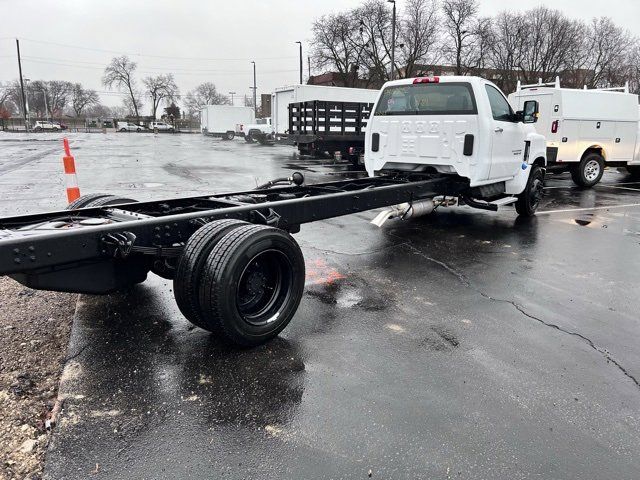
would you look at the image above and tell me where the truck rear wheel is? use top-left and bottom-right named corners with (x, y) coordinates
top-left (197, 224), bottom-right (305, 347)
top-left (173, 219), bottom-right (248, 329)
top-left (66, 193), bottom-right (113, 209)
top-left (66, 193), bottom-right (137, 209)
top-left (223, 131), bottom-right (235, 140)
top-left (571, 153), bottom-right (604, 187)
top-left (515, 166), bottom-right (544, 217)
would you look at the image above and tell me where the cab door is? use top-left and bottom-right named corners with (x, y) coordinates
top-left (485, 84), bottom-right (525, 179)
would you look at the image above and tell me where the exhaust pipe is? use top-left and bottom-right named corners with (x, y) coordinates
top-left (370, 199), bottom-right (435, 228)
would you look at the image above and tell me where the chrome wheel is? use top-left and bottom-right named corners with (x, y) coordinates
top-left (584, 159), bottom-right (601, 182)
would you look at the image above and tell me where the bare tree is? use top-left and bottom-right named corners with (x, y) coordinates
top-left (143, 74), bottom-right (179, 119)
top-left (45, 81), bottom-right (73, 117)
top-left (84, 103), bottom-right (113, 118)
top-left (517, 7), bottom-right (583, 84)
top-left (183, 82), bottom-right (229, 117)
top-left (441, 0), bottom-right (479, 75)
top-left (354, 0), bottom-right (394, 84)
top-left (398, 0), bottom-right (441, 78)
top-left (486, 11), bottom-right (527, 91)
top-left (71, 83), bottom-right (99, 117)
top-left (583, 17), bottom-right (635, 88)
top-left (103, 56), bottom-right (140, 120)
top-left (0, 82), bottom-right (15, 118)
top-left (311, 11), bottom-right (362, 86)
top-left (122, 93), bottom-right (143, 117)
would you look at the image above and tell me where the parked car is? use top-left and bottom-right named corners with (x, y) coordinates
top-left (117, 122), bottom-right (143, 132)
top-left (33, 121), bottom-right (65, 132)
top-left (244, 118), bottom-right (272, 143)
top-left (149, 121), bottom-right (175, 132)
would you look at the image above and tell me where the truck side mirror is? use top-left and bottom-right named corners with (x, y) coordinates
top-left (522, 100), bottom-right (539, 123)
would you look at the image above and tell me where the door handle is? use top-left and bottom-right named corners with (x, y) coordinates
top-left (494, 127), bottom-right (504, 133)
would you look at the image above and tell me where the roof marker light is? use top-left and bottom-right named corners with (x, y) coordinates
top-left (413, 76), bottom-right (439, 84)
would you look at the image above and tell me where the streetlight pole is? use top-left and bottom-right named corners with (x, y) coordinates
top-left (24, 78), bottom-right (31, 129)
top-left (251, 61), bottom-right (257, 117)
top-left (388, 0), bottom-right (396, 81)
top-left (229, 91), bottom-right (236, 106)
top-left (295, 41), bottom-right (303, 84)
top-left (42, 89), bottom-right (48, 121)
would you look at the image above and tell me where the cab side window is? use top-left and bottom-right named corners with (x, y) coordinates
top-left (485, 85), bottom-right (514, 122)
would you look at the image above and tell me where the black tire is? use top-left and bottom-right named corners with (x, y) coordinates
top-left (136, 127), bottom-right (142, 132)
top-left (244, 132), bottom-right (255, 143)
top-left (34, 127), bottom-right (42, 132)
top-left (174, 219), bottom-right (248, 328)
top-left (626, 165), bottom-right (640, 179)
top-left (224, 131), bottom-right (235, 140)
top-left (515, 165), bottom-right (544, 217)
top-left (198, 224), bottom-right (305, 346)
top-left (571, 153), bottom-right (604, 187)
top-left (119, 128), bottom-right (126, 132)
top-left (83, 195), bottom-right (138, 207)
top-left (66, 193), bottom-right (113, 210)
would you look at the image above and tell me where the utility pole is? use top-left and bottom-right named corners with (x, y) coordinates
top-left (16, 39), bottom-right (28, 129)
top-left (251, 61), bottom-right (257, 117)
top-left (295, 41), bottom-right (303, 84)
top-left (388, 0), bottom-right (396, 81)
top-left (308, 56), bottom-right (311, 80)
top-left (42, 89), bottom-right (49, 121)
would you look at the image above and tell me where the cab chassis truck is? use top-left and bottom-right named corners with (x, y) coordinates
top-left (0, 76), bottom-right (545, 347)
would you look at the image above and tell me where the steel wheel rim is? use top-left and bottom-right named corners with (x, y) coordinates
top-left (530, 177), bottom-right (543, 209)
top-left (236, 249), bottom-right (292, 326)
top-left (584, 159), bottom-right (601, 182)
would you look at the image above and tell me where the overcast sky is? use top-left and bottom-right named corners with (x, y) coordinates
top-left (1, 0), bottom-right (639, 110)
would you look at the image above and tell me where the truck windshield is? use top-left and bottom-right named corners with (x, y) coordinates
top-left (374, 82), bottom-right (477, 116)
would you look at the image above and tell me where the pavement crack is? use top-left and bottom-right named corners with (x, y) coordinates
top-left (63, 341), bottom-right (91, 363)
top-left (299, 240), bottom-right (409, 257)
top-left (393, 234), bottom-right (640, 390)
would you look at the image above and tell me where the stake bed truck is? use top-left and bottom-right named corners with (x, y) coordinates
top-left (0, 76), bottom-right (545, 347)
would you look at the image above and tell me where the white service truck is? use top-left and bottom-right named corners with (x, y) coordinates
top-left (508, 78), bottom-right (640, 186)
top-left (200, 105), bottom-right (255, 140)
top-left (365, 75), bottom-right (547, 218)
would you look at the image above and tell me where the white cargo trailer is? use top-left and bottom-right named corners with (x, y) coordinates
top-left (200, 105), bottom-right (255, 140)
top-left (508, 78), bottom-right (640, 186)
top-left (271, 85), bottom-right (379, 136)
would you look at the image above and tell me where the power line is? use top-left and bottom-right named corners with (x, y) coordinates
top-left (19, 57), bottom-right (298, 76)
top-left (21, 55), bottom-right (294, 74)
top-left (18, 37), bottom-right (298, 62)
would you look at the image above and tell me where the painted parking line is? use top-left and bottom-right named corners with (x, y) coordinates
top-left (537, 203), bottom-right (640, 215)
top-left (598, 184), bottom-right (640, 192)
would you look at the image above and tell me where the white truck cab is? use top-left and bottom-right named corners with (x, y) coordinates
top-left (365, 76), bottom-right (547, 217)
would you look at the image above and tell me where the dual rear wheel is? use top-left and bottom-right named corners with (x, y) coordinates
top-left (173, 220), bottom-right (305, 346)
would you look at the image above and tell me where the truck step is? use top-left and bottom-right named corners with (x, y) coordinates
top-left (490, 196), bottom-right (518, 206)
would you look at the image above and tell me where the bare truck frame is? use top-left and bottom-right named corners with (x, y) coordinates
top-left (0, 173), bottom-right (467, 346)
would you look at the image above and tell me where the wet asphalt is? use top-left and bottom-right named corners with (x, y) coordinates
top-left (1, 132), bottom-right (640, 479)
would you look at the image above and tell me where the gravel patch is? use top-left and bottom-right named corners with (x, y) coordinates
top-left (0, 277), bottom-right (76, 480)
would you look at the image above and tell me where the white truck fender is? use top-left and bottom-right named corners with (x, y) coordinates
top-left (505, 132), bottom-right (547, 195)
